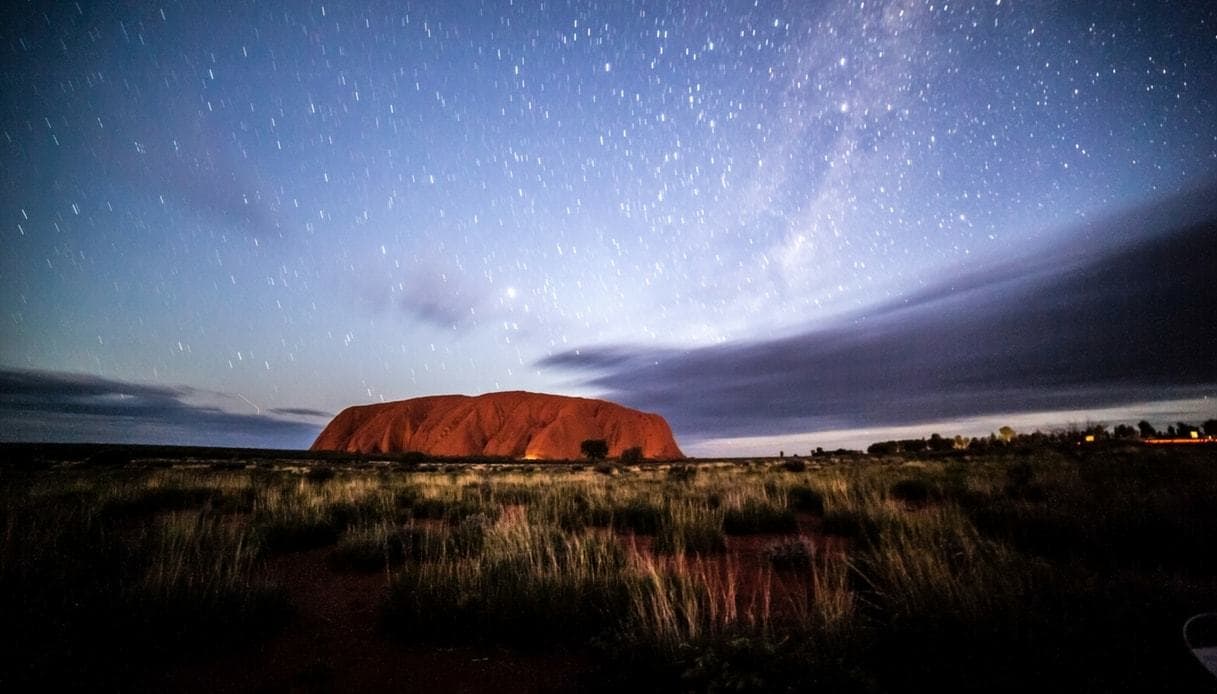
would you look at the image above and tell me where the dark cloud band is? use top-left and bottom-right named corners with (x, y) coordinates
top-left (540, 193), bottom-right (1217, 442)
top-left (0, 369), bottom-right (321, 449)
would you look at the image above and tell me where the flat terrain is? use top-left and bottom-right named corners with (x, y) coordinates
top-left (2, 445), bottom-right (1216, 692)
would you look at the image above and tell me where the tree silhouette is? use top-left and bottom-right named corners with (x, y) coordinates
top-left (580, 439), bottom-right (609, 460)
top-left (1204, 419), bottom-right (1217, 437)
top-left (1137, 420), bottom-right (1157, 438)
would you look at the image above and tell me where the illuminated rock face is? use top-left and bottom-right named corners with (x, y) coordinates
top-left (311, 391), bottom-right (684, 460)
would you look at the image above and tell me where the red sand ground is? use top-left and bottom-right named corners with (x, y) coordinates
top-left (139, 549), bottom-right (591, 693)
top-left (137, 513), bottom-right (843, 693)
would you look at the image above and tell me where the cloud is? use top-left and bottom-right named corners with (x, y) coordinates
top-left (395, 269), bottom-right (485, 330)
top-left (539, 191), bottom-right (1217, 442)
top-left (0, 369), bottom-right (322, 449)
top-left (268, 407), bottom-right (333, 418)
top-left (352, 256), bottom-right (491, 332)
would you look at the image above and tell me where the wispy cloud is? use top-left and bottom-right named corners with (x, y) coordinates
top-left (540, 190), bottom-right (1217, 444)
top-left (0, 369), bottom-right (322, 448)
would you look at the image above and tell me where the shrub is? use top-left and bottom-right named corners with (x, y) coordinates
top-left (382, 535), bottom-right (631, 646)
top-left (781, 458), bottom-right (808, 473)
top-left (667, 464), bottom-right (698, 482)
top-left (890, 478), bottom-right (934, 504)
top-left (787, 485), bottom-right (825, 515)
top-left (723, 501), bottom-right (797, 535)
top-left (620, 447), bottom-right (644, 464)
top-left (392, 487), bottom-right (423, 510)
top-left (327, 498), bottom-right (384, 529)
top-left (327, 525), bottom-right (409, 572)
top-left (820, 510), bottom-right (879, 547)
top-left (581, 439), bottom-right (609, 460)
top-left (305, 465), bottom-right (337, 483)
top-left (612, 500), bottom-right (664, 535)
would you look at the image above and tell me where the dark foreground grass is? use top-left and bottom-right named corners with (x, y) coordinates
top-left (0, 473), bottom-right (292, 690)
top-left (3, 448), bottom-right (1216, 692)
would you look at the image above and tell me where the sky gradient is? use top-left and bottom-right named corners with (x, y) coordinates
top-left (2, 1), bottom-right (1215, 453)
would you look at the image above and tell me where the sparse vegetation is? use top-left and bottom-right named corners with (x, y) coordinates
top-left (3, 446), bottom-right (1216, 691)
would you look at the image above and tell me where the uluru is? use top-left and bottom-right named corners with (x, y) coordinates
top-left (311, 391), bottom-right (684, 460)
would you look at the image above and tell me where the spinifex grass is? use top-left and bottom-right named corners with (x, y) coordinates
top-left (0, 469), bottom-right (289, 690)
top-left (4, 447), bottom-right (1216, 692)
top-left (383, 513), bottom-right (633, 645)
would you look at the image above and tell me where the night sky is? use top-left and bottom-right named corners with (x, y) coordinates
top-left (2, 1), bottom-right (1215, 454)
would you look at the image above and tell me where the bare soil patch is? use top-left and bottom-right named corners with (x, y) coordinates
top-left (139, 548), bottom-right (592, 693)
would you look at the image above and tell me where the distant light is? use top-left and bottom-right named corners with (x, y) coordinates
top-left (604, 62), bottom-right (612, 72)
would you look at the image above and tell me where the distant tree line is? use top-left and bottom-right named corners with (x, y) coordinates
top-left (866, 418), bottom-right (1217, 455)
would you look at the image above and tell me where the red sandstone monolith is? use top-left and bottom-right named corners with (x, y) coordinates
top-left (311, 391), bottom-right (684, 460)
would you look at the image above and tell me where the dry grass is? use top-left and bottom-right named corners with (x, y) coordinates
top-left (4, 448), bottom-right (1217, 691)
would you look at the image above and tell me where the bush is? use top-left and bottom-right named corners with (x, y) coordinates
top-left (667, 464), bottom-right (698, 482)
top-left (820, 510), bottom-right (879, 547)
top-left (781, 458), bottom-right (807, 473)
top-left (327, 527), bottom-right (409, 572)
top-left (787, 485), bottom-right (825, 515)
top-left (620, 447), bottom-right (644, 464)
top-left (612, 500), bottom-right (663, 535)
top-left (890, 478), bottom-right (935, 504)
top-left (581, 439), bottom-right (609, 460)
top-left (305, 466), bottom-right (336, 483)
top-left (382, 537), bottom-right (631, 646)
top-left (723, 501), bottom-right (798, 535)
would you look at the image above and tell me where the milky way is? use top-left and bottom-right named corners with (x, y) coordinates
top-left (3, 1), bottom-right (1215, 452)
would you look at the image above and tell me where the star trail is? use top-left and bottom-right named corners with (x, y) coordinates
top-left (2, 1), bottom-right (1215, 452)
